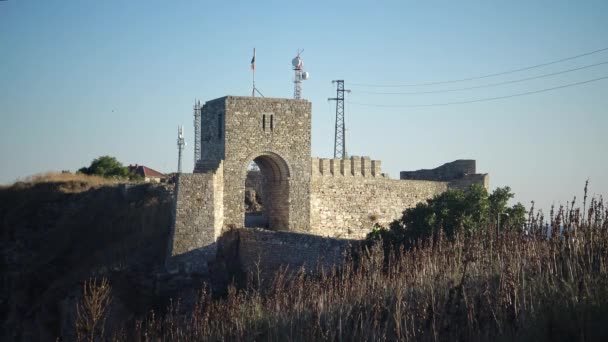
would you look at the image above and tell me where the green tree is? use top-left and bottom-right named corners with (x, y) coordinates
top-left (487, 186), bottom-right (527, 233)
top-left (504, 202), bottom-right (527, 229)
top-left (488, 186), bottom-right (513, 219)
top-left (78, 155), bottom-right (140, 180)
top-left (367, 184), bottom-right (526, 248)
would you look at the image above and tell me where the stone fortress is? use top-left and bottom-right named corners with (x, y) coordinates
top-left (169, 96), bottom-right (488, 269)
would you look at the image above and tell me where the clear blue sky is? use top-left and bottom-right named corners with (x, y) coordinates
top-left (1, 0), bottom-right (607, 211)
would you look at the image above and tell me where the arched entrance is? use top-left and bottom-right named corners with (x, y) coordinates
top-left (243, 152), bottom-right (290, 230)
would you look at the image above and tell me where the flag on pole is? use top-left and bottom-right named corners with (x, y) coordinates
top-left (251, 48), bottom-right (256, 70)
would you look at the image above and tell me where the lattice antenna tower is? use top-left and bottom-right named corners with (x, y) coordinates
top-left (328, 80), bottom-right (350, 159)
top-left (177, 125), bottom-right (186, 174)
top-left (193, 99), bottom-right (202, 166)
top-left (292, 49), bottom-right (310, 99)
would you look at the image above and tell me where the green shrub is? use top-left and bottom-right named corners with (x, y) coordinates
top-left (368, 184), bottom-right (526, 248)
top-left (78, 155), bottom-right (142, 181)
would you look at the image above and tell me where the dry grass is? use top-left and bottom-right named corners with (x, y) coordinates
top-left (101, 193), bottom-right (608, 341)
top-left (23, 171), bottom-right (122, 185)
top-left (6, 172), bottom-right (130, 193)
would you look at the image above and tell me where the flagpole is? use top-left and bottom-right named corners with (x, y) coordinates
top-left (252, 48), bottom-right (256, 97)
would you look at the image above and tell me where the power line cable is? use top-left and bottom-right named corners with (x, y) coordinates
top-left (348, 75), bottom-right (608, 108)
top-left (351, 47), bottom-right (608, 88)
top-left (354, 61), bottom-right (608, 95)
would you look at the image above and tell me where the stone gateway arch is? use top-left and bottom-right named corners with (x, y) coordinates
top-left (193, 96), bottom-right (312, 232)
top-left (169, 96), bottom-right (488, 270)
top-left (243, 152), bottom-right (291, 230)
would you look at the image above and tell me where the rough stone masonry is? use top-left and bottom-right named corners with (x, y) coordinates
top-left (168, 96), bottom-right (488, 270)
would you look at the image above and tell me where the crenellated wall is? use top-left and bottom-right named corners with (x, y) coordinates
top-left (310, 156), bottom-right (445, 239)
top-left (308, 156), bottom-right (489, 239)
top-left (314, 155), bottom-right (384, 178)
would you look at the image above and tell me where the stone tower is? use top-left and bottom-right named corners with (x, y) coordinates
top-left (195, 96), bottom-right (312, 232)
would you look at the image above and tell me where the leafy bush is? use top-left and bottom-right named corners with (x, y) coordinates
top-left (368, 184), bottom-right (526, 247)
top-left (78, 155), bottom-right (142, 181)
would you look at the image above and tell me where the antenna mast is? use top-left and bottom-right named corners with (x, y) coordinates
top-left (177, 125), bottom-right (186, 174)
top-left (193, 100), bottom-right (201, 166)
top-left (292, 49), bottom-right (309, 99)
top-left (328, 80), bottom-right (350, 159)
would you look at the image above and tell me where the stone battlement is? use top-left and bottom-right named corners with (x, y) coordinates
top-left (311, 156), bottom-right (384, 178)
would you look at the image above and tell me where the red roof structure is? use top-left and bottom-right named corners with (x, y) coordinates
top-left (128, 165), bottom-right (166, 179)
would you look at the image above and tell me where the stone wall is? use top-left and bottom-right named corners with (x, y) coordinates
top-left (167, 163), bottom-right (223, 273)
top-left (398, 159), bottom-right (489, 192)
top-left (309, 156), bottom-right (451, 239)
top-left (233, 228), bottom-right (356, 282)
top-left (399, 159), bottom-right (477, 181)
top-left (448, 173), bottom-right (490, 191)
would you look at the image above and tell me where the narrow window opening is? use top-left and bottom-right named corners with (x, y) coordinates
top-left (262, 114), bottom-right (266, 131)
top-left (270, 115), bottom-right (274, 131)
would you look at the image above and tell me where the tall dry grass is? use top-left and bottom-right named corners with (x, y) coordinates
top-left (103, 194), bottom-right (608, 341)
top-left (76, 278), bottom-right (112, 342)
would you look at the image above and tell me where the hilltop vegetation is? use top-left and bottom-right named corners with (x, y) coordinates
top-left (78, 155), bottom-right (142, 181)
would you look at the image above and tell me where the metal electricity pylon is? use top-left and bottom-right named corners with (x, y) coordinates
top-left (328, 80), bottom-right (350, 159)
